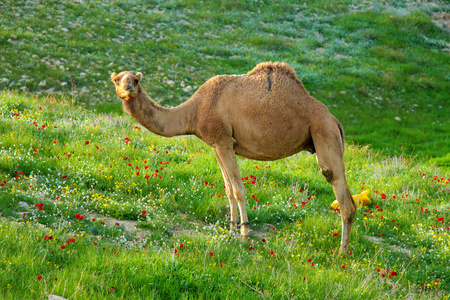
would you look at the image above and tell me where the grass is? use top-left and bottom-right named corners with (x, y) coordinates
top-left (1, 0), bottom-right (450, 299)
top-left (0, 0), bottom-right (449, 164)
top-left (0, 91), bottom-right (449, 299)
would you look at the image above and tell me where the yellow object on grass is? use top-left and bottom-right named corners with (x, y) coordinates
top-left (331, 190), bottom-right (371, 211)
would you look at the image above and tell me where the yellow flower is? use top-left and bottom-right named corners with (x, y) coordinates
top-left (331, 190), bottom-right (371, 210)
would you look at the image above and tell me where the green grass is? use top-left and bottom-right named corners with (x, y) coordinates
top-left (0, 0), bottom-right (449, 164)
top-left (1, 0), bottom-right (450, 298)
top-left (0, 91), bottom-right (449, 299)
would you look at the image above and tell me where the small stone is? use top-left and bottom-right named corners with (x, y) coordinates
top-left (18, 201), bottom-right (30, 209)
top-left (48, 295), bottom-right (68, 300)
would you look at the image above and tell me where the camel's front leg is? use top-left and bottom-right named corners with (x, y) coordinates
top-left (213, 144), bottom-right (250, 237)
top-left (213, 148), bottom-right (239, 230)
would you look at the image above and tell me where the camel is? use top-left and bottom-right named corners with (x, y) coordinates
top-left (111, 62), bottom-right (357, 254)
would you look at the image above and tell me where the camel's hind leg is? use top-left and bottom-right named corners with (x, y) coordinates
top-left (312, 121), bottom-right (356, 254)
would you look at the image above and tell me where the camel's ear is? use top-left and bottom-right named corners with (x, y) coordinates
top-left (136, 72), bottom-right (143, 82)
top-left (111, 72), bottom-right (117, 82)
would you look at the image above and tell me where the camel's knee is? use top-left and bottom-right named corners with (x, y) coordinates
top-left (233, 187), bottom-right (246, 203)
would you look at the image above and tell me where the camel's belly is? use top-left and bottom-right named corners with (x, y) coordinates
top-left (233, 127), bottom-right (314, 161)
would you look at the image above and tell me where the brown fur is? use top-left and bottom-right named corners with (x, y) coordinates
top-left (111, 62), bottom-right (356, 254)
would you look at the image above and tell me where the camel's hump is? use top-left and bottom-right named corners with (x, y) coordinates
top-left (247, 62), bottom-right (300, 82)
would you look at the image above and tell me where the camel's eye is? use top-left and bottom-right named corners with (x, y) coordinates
top-left (114, 79), bottom-right (118, 84)
top-left (134, 79), bottom-right (139, 85)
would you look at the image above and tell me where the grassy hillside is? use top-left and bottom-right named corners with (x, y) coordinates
top-left (0, 91), bottom-right (449, 298)
top-left (1, 0), bottom-right (450, 299)
top-left (1, 0), bottom-right (449, 164)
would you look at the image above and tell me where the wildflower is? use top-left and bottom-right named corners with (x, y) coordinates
top-left (333, 232), bottom-right (339, 236)
top-left (270, 251), bottom-right (274, 255)
top-left (142, 210), bottom-right (147, 215)
top-left (115, 223), bottom-right (119, 226)
top-left (381, 194), bottom-right (386, 199)
top-left (341, 265), bottom-right (345, 269)
top-left (61, 245), bottom-right (66, 249)
top-left (209, 252), bottom-right (214, 257)
top-left (220, 263), bottom-right (223, 267)
top-left (109, 287), bottom-right (116, 291)
top-left (381, 273), bottom-right (385, 278)
top-left (38, 276), bottom-right (42, 280)
top-left (85, 141), bottom-right (89, 145)
top-left (180, 244), bottom-right (184, 248)
top-left (307, 258), bottom-right (312, 262)
top-left (54, 277), bottom-right (58, 281)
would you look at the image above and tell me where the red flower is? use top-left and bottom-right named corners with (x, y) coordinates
top-left (209, 252), bottom-right (214, 257)
top-left (54, 277), bottom-right (58, 281)
top-left (180, 244), bottom-right (184, 248)
top-left (220, 263), bottom-right (223, 267)
top-left (341, 264), bottom-right (345, 269)
top-left (381, 194), bottom-right (386, 199)
top-left (38, 275), bottom-right (42, 280)
top-left (109, 287), bottom-right (116, 291)
top-left (61, 245), bottom-right (66, 249)
top-left (333, 232), bottom-right (339, 236)
top-left (62, 175), bottom-right (67, 179)
top-left (307, 258), bottom-right (312, 262)
top-left (204, 181), bottom-right (208, 185)
top-left (381, 273), bottom-right (385, 278)
top-left (85, 141), bottom-right (89, 145)
top-left (376, 268), bottom-right (380, 272)
top-left (270, 251), bottom-right (274, 255)
top-left (115, 222), bottom-right (119, 226)
top-left (142, 210), bottom-right (147, 215)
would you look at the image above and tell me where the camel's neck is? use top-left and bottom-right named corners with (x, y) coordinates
top-left (122, 89), bottom-right (197, 138)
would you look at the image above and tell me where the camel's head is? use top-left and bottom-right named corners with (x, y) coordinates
top-left (111, 71), bottom-right (142, 101)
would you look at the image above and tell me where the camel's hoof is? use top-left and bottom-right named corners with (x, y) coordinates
top-left (240, 224), bottom-right (251, 238)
